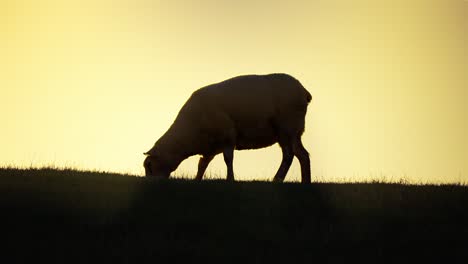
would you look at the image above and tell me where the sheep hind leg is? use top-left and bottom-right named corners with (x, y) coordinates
top-left (293, 137), bottom-right (311, 184)
top-left (195, 155), bottom-right (214, 181)
top-left (273, 143), bottom-right (294, 183)
top-left (223, 147), bottom-right (235, 182)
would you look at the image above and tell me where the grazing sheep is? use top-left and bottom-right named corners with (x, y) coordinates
top-left (144, 73), bottom-right (312, 183)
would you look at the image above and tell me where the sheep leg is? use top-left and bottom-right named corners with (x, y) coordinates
top-left (195, 155), bottom-right (214, 181)
top-left (223, 147), bottom-right (235, 182)
top-left (293, 138), bottom-right (311, 184)
top-left (273, 143), bottom-right (294, 182)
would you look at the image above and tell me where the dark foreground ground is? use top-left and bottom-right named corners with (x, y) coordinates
top-left (1, 168), bottom-right (467, 263)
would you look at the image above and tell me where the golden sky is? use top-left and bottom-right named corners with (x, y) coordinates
top-left (1, 0), bottom-right (467, 183)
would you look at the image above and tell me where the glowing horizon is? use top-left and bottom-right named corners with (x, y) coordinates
top-left (1, 0), bottom-right (467, 183)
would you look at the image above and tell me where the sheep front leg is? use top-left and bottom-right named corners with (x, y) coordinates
top-left (223, 147), bottom-right (235, 182)
top-left (195, 155), bottom-right (214, 181)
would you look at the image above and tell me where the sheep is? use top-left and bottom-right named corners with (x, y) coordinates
top-left (143, 73), bottom-right (312, 183)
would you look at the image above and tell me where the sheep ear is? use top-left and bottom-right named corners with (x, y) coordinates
top-left (144, 150), bottom-right (157, 157)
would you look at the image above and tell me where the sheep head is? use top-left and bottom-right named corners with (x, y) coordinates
top-left (143, 152), bottom-right (172, 178)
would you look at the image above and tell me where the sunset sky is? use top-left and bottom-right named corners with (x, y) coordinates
top-left (2, 0), bottom-right (467, 183)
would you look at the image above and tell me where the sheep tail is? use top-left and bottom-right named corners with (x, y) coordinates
top-left (305, 89), bottom-right (312, 103)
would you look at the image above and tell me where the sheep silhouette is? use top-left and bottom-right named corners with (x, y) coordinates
top-left (144, 73), bottom-right (312, 183)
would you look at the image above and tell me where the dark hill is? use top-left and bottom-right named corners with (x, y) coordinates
top-left (1, 168), bottom-right (467, 263)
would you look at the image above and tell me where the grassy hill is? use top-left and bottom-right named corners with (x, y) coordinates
top-left (1, 168), bottom-right (467, 263)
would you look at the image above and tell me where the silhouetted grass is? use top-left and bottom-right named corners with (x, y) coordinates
top-left (1, 167), bottom-right (467, 263)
